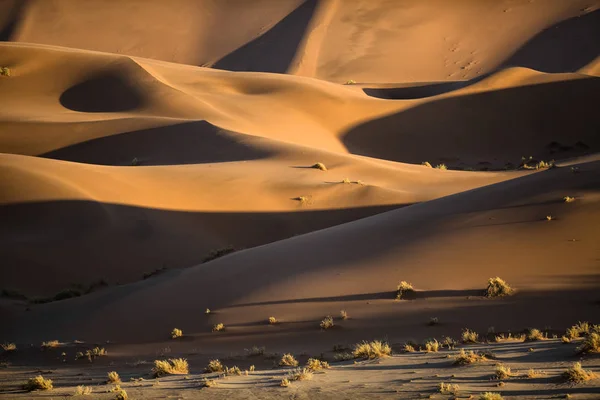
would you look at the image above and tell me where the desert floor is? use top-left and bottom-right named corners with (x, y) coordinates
top-left (1, 1), bottom-right (599, 399)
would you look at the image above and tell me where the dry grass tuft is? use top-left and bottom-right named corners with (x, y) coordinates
top-left (495, 364), bottom-right (513, 379)
top-left (320, 316), bottom-right (334, 330)
top-left (479, 393), bottom-right (503, 400)
top-left (577, 333), bottom-right (600, 354)
top-left (485, 277), bottom-right (513, 297)
top-left (268, 317), bottom-right (278, 325)
top-left (421, 161), bottom-right (433, 168)
top-left (226, 365), bottom-right (242, 376)
top-left (205, 359), bottom-right (224, 373)
top-left (563, 196), bottom-right (576, 203)
top-left (205, 308), bottom-right (211, 314)
top-left (245, 346), bottom-right (265, 357)
top-left (287, 367), bottom-right (313, 381)
top-left (453, 349), bottom-right (487, 365)
top-left (345, 80), bottom-right (356, 85)
top-left (439, 382), bottom-right (459, 395)
top-left (203, 246), bottom-right (236, 263)
top-left (525, 328), bottom-right (545, 341)
top-left (1, 343), bottom-right (16, 352)
top-left (526, 369), bottom-right (546, 378)
top-left (114, 387), bottom-right (128, 400)
top-left (293, 196), bottom-right (309, 204)
top-left (74, 385), bottom-right (92, 395)
top-left (340, 310), bottom-right (348, 320)
top-left (279, 353), bottom-right (299, 367)
top-left (396, 281), bottom-right (415, 300)
top-left (0, 67), bottom-right (10, 77)
top-left (306, 358), bottom-right (330, 371)
top-left (442, 337), bottom-right (457, 349)
top-left (171, 328), bottom-right (183, 339)
top-left (334, 352), bottom-right (354, 361)
top-left (562, 362), bottom-right (597, 383)
top-left (212, 323), bottom-right (225, 332)
top-left (24, 375), bottom-right (53, 391)
top-left (403, 343), bottom-right (416, 353)
top-left (152, 358), bottom-right (189, 377)
top-left (107, 371), bottom-right (121, 384)
top-left (428, 317), bottom-right (439, 326)
top-left (565, 321), bottom-right (590, 340)
top-left (311, 162), bottom-right (327, 171)
top-left (462, 328), bottom-right (479, 343)
top-left (280, 377), bottom-right (290, 387)
top-left (435, 164), bottom-right (448, 170)
top-left (203, 379), bottom-right (218, 388)
top-left (41, 340), bottom-right (60, 349)
top-left (424, 339), bottom-right (440, 353)
top-left (546, 215), bottom-right (554, 221)
top-left (353, 340), bottom-right (391, 359)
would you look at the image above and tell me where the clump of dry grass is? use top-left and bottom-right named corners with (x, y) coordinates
top-left (546, 215), bottom-right (554, 221)
top-left (152, 358), bottom-right (189, 377)
top-left (1, 343), bottom-right (16, 352)
top-left (41, 340), bottom-right (60, 349)
top-left (442, 336), bottom-right (457, 349)
top-left (526, 369), bottom-right (546, 378)
top-left (565, 321), bottom-right (590, 340)
top-left (453, 349), bottom-right (487, 365)
top-left (435, 164), bottom-right (448, 170)
top-left (0, 67), bottom-right (10, 77)
top-left (226, 365), bottom-right (242, 376)
top-left (424, 339), bottom-right (439, 352)
top-left (205, 359), bottom-right (224, 373)
top-left (340, 310), bottom-right (348, 320)
top-left (306, 358), bottom-right (330, 371)
top-left (287, 367), bottom-right (313, 381)
top-left (493, 333), bottom-right (525, 343)
top-left (212, 323), bottom-right (225, 332)
top-left (562, 362), bottom-right (597, 383)
top-left (23, 375), bottom-right (53, 391)
top-left (280, 377), bottom-right (290, 387)
top-left (563, 196), bottom-right (576, 203)
top-left (107, 371), bottom-right (121, 384)
top-left (345, 80), bottom-right (356, 85)
top-left (203, 246), bottom-right (236, 263)
top-left (245, 346), bottom-right (265, 357)
top-left (293, 196), bottom-right (309, 204)
top-left (334, 352), bottom-right (354, 361)
top-left (205, 308), bottom-right (211, 314)
top-left (577, 333), bottom-right (600, 354)
top-left (403, 343), bottom-right (416, 353)
top-left (479, 393), bottom-right (503, 400)
top-left (203, 379), bottom-right (218, 388)
top-left (171, 328), bottom-right (183, 339)
top-left (422, 161), bottom-right (433, 168)
top-left (525, 328), bottom-right (545, 342)
top-left (74, 385), bottom-right (92, 395)
top-left (268, 317), bottom-right (278, 325)
top-left (485, 277), bottom-right (513, 297)
top-left (353, 340), bottom-right (391, 359)
top-left (114, 387), bottom-right (128, 400)
top-left (462, 328), bottom-right (479, 343)
top-left (495, 364), bottom-right (513, 379)
top-left (396, 281), bottom-right (415, 300)
top-left (279, 353), bottom-right (299, 367)
top-left (439, 382), bottom-right (459, 395)
top-left (320, 316), bottom-right (334, 330)
top-left (311, 162), bottom-right (327, 171)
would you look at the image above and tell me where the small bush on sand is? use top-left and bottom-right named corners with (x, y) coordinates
top-left (1, 343), bottom-right (16, 352)
top-left (485, 277), bottom-right (513, 297)
top-left (345, 80), bottom-right (356, 85)
top-left (245, 346), bottom-right (265, 356)
top-left (280, 377), bottom-right (290, 387)
top-left (435, 164), bottom-right (448, 170)
top-left (171, 328), bottom-right (183, 339)
top-left (287, 367), bottom-right (313, 381)
top-left (279, 353), bottom-right (299, 367)
top-left (320, 316), bottom-right (334, 330)
top-left (525, 328), bottom-right (545, 341)
top-left (311, 163), bottom-right (327, 171)
top-left (203, 379), bottom-right (218, 387)
top-left (495, 364), bottom-right (513, 379)
top-left (293, 196), bottom-right (309, 204)
top-left (226, 365), bottom-right (242, 375)
top-left (340, 310), bottom-right (348, 320)
top-left (152, 358), bottom-right (189, 377)
top-left (353, 340), bottom-right (391, 359)
top-left (479, 393), bottom-right (503, 400)
top-left (396, 281), bottom-right (415, 300)
top-left (114, 387), bottom-right (128, 400)
top-left (577, 333), bottom-right (600, 354)
top-left (107, 371), bottom-right (121, 384)
top-left (24, 375), bottom-right (53, 391)
top-left (563, 196), bottom-right (576, 203)
top-left (526, 369), bottom-right (546, 378)
top-left (203, 246), bottom-right (236, 263)
top-left (403, 343), bottom-right (416, 353)
top-left (306, 358), bottom-right (330, 371)
top-left (422, 161), bottom-right (432, 168)
top-left (205, 308), bottom-right (211, 314)
top-left (268, 316), bottom-right (278, 325)
top-left (454, 349), bottom-right (487, 365)
top-left (424, 339), bottom-right (440, 352)
top-left (74, 385), bottom-right (92, 395)
top-left (565, 321), bottom-right (590, 340)
top-left (462, 329), bottom-right (479, 343)
top-left (428, 317), bottom-right (439, 326)
top-left (212, 323), bottom-right (225, 332)
top-left (439, 382), bottom-right (459, 395)
top-left (442, 336), bottom-right (457, 349)
top-left (41, 340), bottom-right (60, 349)
top-left (0, 67), bottom-right (10, 77)
top-left (562, 362), bottom-right (597, 383)
top-left (205, 359), bottom-right (224, 373)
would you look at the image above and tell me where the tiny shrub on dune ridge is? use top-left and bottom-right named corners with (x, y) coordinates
top-left (202, 246), bottom-right (236, 263)
top-left (306, 358), bottom-right (330, 371)
top-left (107, 371), bottom-right (121, 384)
top-left (320, 316), bottom-right (334, 330)
top-left (24, 375), bottom-right (53, 391)
top-left (279, 353), bottom-right (299, 367)
top-left (525, 328), bottom-right (545, 341)
top-left (311, 162), bottom-right (327, 171)
top-left (1, 343), bottom-right (16, 352)
top-left (171, 328), bottom-right (183, 339)
top-left (485, 277), bottom-right (513, 297)
top-left (396, 281), bottom-right (415, 299)
top-left (152, 358), bottom-right (189, 377)
top-left (205, 359), bottom-right (224, 373)
top-left (0, 67), bottom-right (10, 77)
top-left (353, 340), bottom-right (391, 359)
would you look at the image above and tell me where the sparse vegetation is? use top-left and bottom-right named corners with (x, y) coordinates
top-left (495, 364), bottom-right (513, 379)
top-left (212, 323), bottom-right (225, 332)
top-left (577, 332), bottom-right (600, 354)
top-left (565, 321), bottom-right (591, 340)
top-left (41, 340), bottom-right (60, 349)
top-left (396, 281), bottom-right (415, 299)
top-left (107, 371), bottom-right (121, 384)
top-left (562, 362), bottom-right (597, 383)
top-left (525, 328), bottom-right (545, 341)
top-left (403, 343), bottom-right (416, 353)
top-left (454, 349), bottom-right (487, 365)
top-left (205, 308), bottom-right (211, 314)
top-left (424, 339), bottom-right (439, 352)
top-left (279, 353), bottom-right (299, 367)
top-left (226, 365), bottom-right (242, 375)
top-left (280, 377), bottom-right (290, 387)
top-left (439, 382), bottom-right (459, 395)
top-left (345, 79), bottom-right (356, 85)
top-left (485, 277), bottom-right (513, 297)
top-left (74, 385), bottom-right (92, 395)
top-left (171, 328), bottom-right (183, 339)
top-left (293, 196), bottom-right (309, 204)
top-left (203, 246), bottom-right (236, 263)
top-left (428, 317), bottom-right (439, 326)
top-left (462, 328), bottom-right (479, 343)
top-left (268, 316), bottom-right (278, 325)
top-left (334, 352), bottom-right (354, 361)
top-left (546, 215), bottom-right (554, 221)
top-left (114, 387), bottom-right (128, 400)
top-left (442, 336), bottom-right (457, 349)
top-left (245, 346), bottom-right (265, 356)
top-left (203, 379), bottom-right (218, 388)
top-left (152, 358), bottom-right (189, 377)
top-left (0, 67), bottom-right (10, 77)
top-left (287, 367), bottom-right (313, 381)
top-left (479, 393), bottom-right (503, 400)
top-left (24, 375), bottom-right (53, 391)
top-left (340, 310), bottom-right (348, 320)
top-left (526, 369), bottom-right (546, 378)
top-left (1, 343), bottom-right (16, 352)
top-left (311, 162), bottom-right (327, 171)
top-left (563, 196), bottom-right (576, 203)
top-left (353, 340), bottom-right (392, 359)
top-left (422, 161), bottom-right (432, 168)
top-left (205, 359), bottom-right (224, 373)
top-left (306, 358), bottom-right (330, 371)
top-left (320, 316), bottom-right (334, 329)
top-left (130, 157), bottom-right (139, 166)
top-left (435, 164), bottom-right (448, 170)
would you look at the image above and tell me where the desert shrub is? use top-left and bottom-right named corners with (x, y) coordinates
top-left (396, 281), bottom-right (415, 299)
top-left (403, 343), bottom-right (416, 352)
top-left (280, 377), bottom-right (290, 387)
top-left (107, 371), bottom-right (121, 384)
top-left (293, 196), bottom-right (309, 204)
top-left (435, 164), bottom-right (448, 170)
top-left (74, 385), bottom-right (92, 395)
top-left (454, 349), bottom-right (487, 365)
top-left (268, 317), bottom-right (278, 325)
top-left (353, 340), bottom-right (391, 359)
top-left (279, 353), bottom-right (299, 367)
top-left (249, 365), bottom-right (255, 371)
top-left (562, 362), bottom-right (597, 383)
top-left (205, 359), bottom-right (224, 373)
top-left (334, 352), bottom-right (354, 361)
top-left (171, 328), bottom-right (183, 339)
top-left (41, 340), bottom-right (60, 349)
top-left (24, 375), bottom-right (53, 391)
top-left (287, 367), bottom-right (313, 381)
top-left (203, 246), bottom-right (236, 263)
top-left (526, 369), bottom-right (545, 378)
top-left (485, 277), bottom-right (513, 297)
top-left (495, 364), bottom-right (513, 379)
top-left (424, 339), bottom-right (439, 352)
top-left (525, 328), bottom-right (545, 341)
top-left (479, 393), bottom-right (503, 400)
top-left (422, 161), bottom-right (432, 168)
top-left (143, 267), bottom-right (166, 279)
top-left (152, 358), bottom-right (189, 377)
top-left (245, 346), bottom-right (265, 356)
top-left (1, 343), bottom-right (16, 352)
top-left (320, 316), bottom-right (334, 330)
top-left (226, 365), bottom-right (241, 375)
top-left (565, 321), bottom-right (590, 339)
top-left (439, 382), bottom-right (459, 395)
top-left (0, 67), bottom-right (10, 77)
top-left (114, 387), bottom-right (128, 400)
top-left (340, 310), bottom-right (348, 320)
top-left (563, 196), bottom-right (576, 203)
top-left (311, 162), bottom-right (327, 171)
top-left (442, 336), bottom-right (457, 349)
top-left (212, 323), bottom-right (225, 332)
top-left (494, 333), bottom-right (525, 343)
top-left (203, 379), bottom-right (218, 387)
top-left (462, 329), bottom-right (479, 343)
top-left (205, 308), bottom-right (211, 314)
top-left (345, 80), bottom-right (356, 85)
top-left (577, 333), bottom-right (600, 354)
top-left (306, 358), bottom-right (330, 371)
